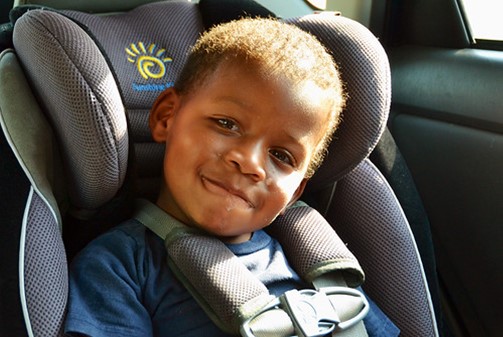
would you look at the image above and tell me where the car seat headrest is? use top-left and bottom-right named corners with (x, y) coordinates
top-left (289, 15), bottom-right (390, 193)
top-left (12, 1), bottom-right (389, 213)
top-left (12, 2), bottom-right (203, 214)
top-left (62, 1), bottom-right (204, 202)
top-left (63, 2), bottom-right (202, 110)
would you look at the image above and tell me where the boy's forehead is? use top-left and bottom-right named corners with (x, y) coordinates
top-left (192, 59), bottom-right (332, 136)
top-left (293, 80), bottom-right (334, 113)
top-left (270, 76), bottom-right (334, 130)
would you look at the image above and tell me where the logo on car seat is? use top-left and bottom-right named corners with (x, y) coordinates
top-left (126, 42), bottom-right (174, 92)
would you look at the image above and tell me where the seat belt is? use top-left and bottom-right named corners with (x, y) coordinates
top-left (134, 199), bottom-right (368, 336)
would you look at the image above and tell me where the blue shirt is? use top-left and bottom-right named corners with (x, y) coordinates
top-left (65, 215), bottom-right (399, 336)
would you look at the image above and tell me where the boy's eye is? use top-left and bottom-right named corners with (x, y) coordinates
top-left (215, 118), bottom-right (239, 132)
top-left (270, 149), bottom-right (295, 166)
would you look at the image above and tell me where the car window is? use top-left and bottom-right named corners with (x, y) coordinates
top-left (459, 0), bottom-right (503, 45)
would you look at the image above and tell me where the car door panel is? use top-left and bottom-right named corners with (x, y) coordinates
top-left (389, 46), bottom-right (503, 337)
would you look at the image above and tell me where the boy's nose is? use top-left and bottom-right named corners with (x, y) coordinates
top-left (224, 141), bottom-right (266, 181)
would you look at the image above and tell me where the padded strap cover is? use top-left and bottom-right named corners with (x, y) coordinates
top-left (134, 199), bottom-right (273, 333)
top-left (267, 202), bottom-right (364, 287)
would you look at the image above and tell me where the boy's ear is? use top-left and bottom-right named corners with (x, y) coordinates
top-left (149, 88), bottom-right (180, 143)
top-left (283, 178), bottom-right (308, 212)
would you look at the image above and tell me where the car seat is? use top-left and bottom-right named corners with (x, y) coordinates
top-left (0, 0), bottom-right (439, 336)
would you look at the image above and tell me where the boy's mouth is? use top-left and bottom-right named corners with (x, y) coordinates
top-left (201, 176), bottom-right (255, 208)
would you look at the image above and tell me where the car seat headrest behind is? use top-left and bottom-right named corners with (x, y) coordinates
top-left (12, 1), bottom-right (390, 214)
top-left (62, 1), bottom-right (204, 203)
top-left (290, 15), bottom-right (391, 193)
top-left (198, 0), bottom-right (276, 28)
top-left (12, 2), bottom-right (203, 215)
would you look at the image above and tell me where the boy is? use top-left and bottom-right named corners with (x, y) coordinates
top-left (65, 18), bottom-right (399, 336)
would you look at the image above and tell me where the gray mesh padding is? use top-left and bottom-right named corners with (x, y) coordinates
top-left (288, 15), bottom-right (391, 192)
top-left (267, 205), bottom-right (364, 287)
top-left (64, 2), bottom-right (203, 114)
top-left (63, 1), bottom-right (203, 198)
top-left (22, 190), bottom-right (67, 337)
top-left (329, 159), bottom-right (438, 337)
top-left (167, 234), bottom-right (270, 332)
top-left (13, 10), bottom-right (129, 211)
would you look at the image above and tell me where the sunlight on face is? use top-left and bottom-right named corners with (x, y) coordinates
top-left (152, 61), bottom-right (331, 243)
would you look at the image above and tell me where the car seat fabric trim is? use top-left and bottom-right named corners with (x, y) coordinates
top-left (0, 48), bottom-right (69, 337)
top-left (19, 188), bottom-right (34, 337)
top-left (0, 49), bottom-right (62, 228)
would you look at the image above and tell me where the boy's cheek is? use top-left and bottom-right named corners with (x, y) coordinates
top-left (275, 172), bottom-right (305, 196)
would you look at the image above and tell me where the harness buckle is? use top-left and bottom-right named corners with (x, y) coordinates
top-left (240, 287), bottom-right (368, 337)
top-left (281, 289), bottom-right (339, 336)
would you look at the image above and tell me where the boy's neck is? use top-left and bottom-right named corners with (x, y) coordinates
top-left (217, 232), bottom-right (252, 244)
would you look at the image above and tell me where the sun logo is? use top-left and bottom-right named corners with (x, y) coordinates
top-left (126, 42), bottom-right (173, 80)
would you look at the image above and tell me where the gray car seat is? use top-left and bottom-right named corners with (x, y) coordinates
top-left (0, 0), bottom-right (439, 336)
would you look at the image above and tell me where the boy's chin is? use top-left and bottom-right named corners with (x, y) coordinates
top-left (198, 223), bottom-right (253, 243)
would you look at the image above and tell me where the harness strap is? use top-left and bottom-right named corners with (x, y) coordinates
top-left (134, 199), bottom-right (368, 336)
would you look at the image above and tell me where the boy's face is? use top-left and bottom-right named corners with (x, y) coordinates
top-left (150, 61), bottom-right (330, 243)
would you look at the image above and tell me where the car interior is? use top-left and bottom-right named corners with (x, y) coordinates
top-left (0, 0), bottom-right (501, 337)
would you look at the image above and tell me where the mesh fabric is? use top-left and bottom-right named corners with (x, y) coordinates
top-left (64, 1), bottom-right (203, 201)
top-left (268, 205), bottom-right (364, 287)
top-left (329, 159), bottom-right (438, 337)
top-left (64, 1), bottom-right (202, 110)
top-left (167, 234), bottom-right (270, 331)
top-left (13, 10), bottom-right (128, 211)
top-left (288, 15), bottom-right (391, 192)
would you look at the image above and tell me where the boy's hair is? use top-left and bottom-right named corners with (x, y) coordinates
top-left (175, 18), bottom-right (345, 178)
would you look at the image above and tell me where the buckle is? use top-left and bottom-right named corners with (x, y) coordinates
top-left (240, 287), bottom-right (369, 337)
top-left (320, 287), bottom-right (369, 332)
top-left (281, 289), bottom-right (339, 336)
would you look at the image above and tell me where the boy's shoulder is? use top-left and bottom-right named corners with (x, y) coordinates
top-left (73, 217), bottom-right (164, 269)
top-left (91, 218), bottom-right (150, 249)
